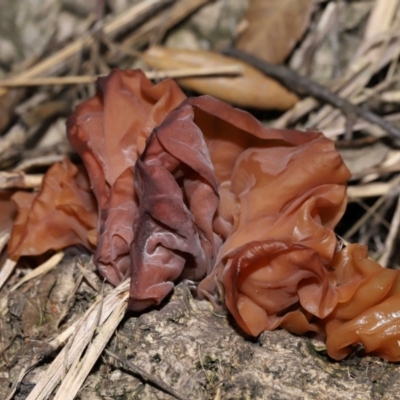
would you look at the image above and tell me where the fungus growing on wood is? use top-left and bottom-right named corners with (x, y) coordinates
top-left (67, 69), bottom-right (186, 285)
top-left (8, 69), bottom-right (400, 361)
top-left (129, 101), bottom-right (219, 310)
top-left (193, 97), bottom-right (350, 336)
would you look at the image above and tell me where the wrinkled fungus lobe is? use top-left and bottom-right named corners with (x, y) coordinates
top-left (8, 69), bottom-right (400, 361)
top-left (131, 92), bottom-right (400, 360)
top-left (130, 101), bottom-right (219, 310)
top-left (67, 69), bottom-right (186, 285)
top-left (197, 123), bottom-right (351, 336)
top-left (325, 244), bottom-right (400, 361)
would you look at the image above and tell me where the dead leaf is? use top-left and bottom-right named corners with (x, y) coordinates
top-left (142, 46), bottom-right (298, 110)
top-left (236, 0), bottom-right (314, 64)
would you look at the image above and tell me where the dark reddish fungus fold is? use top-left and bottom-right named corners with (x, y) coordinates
top-left (67, 70), bottom-right (186, 285)
top-left (7, 69), bottom-right (400, 361)
top-left (130, 101), bottom-right (219, 310)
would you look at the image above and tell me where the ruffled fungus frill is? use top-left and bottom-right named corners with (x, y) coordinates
top-left (190, 99), bottom-right (400, 360)
top-left (67, 69), bottom-right (186, 285)
top-left (195, 108), bottom-right (351, 337)
top-left (129, 101), bottom-right (219, 310)
top-left (325, 244), bottom-right (400, 361)
top-left (8, 159), bottom-right (97, 259)
top-left (220, 240), bottom-right (338, 336)
top-left (129, 95), bottom-right (344, 311)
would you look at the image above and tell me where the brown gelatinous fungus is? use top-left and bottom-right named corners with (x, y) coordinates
top-left (325, 244), bottom-right (400, 361)
top-left (8, 159), bottom-right (97, 259)
top-left (8, 69), bottom-right (400, 362)
top-left (67, 69), bottom-right (186, 285)
top-left (129, 101), bottom-right (219, 310)
top-left (221, 241), bottom-right (336, 336)
top-left (194, 101), bottom-right (351, 337)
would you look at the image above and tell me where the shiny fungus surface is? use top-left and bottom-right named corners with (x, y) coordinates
top-left (67, 69), bottom-right (186, 285)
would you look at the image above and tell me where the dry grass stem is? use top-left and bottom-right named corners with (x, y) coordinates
top-left (14, 154), bottom-right (67, 172)
top-left (323, 113), bottom-right (400, 138)
top-left (344, 196), bottom-right (388, 240)
top-left (290, 2), bottom-right (339, 71)
top-left (76, 259), bottom-right (101, 293)
top-left (0, 231), bottom-right (10, 255)
top-left (0, 259), bottom-right (17, 291)
top-left (364, 0), bottom-right (399, 40)
top-left (347, 182), bottom-right (396, 200)
top-left (0, 171), bottom-right (43, 189)
top-left (58, 289), bottom-right (103, 388)
top-left (0, 65), bottom-right (243, 88)
top-left (380, 194), bottom-right (400, 267)
top-left (380, 90), bottom-right (400, 103)
top-left (10, 252), bottom-right (64, 292)
top-left (53, 294), bottom-right (128, 400)
top-left (48, 279), bottom-right (130, 350)
top-left (272, 97), bottom-right (318, 128)
top-left (123, 0), bottom-right (212, 48)
top-left (26, 300), bottom-right (104, 400)
top-left (26, 280), bottom-right (130, 400)
top-left (275, 10), bottom-right (400, 131)
top-left (0, 125), bottom-right (25, 155)
top-left (0, 0), bottom-right (168, 98)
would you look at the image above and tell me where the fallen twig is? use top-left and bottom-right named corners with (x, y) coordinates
top-left (105, 349), bottom-right (186, 400)
top-left (0, 259), bottom-right (17, 291)
top-left (223, 48), bottom-right (400, 142)
top-left (0, 171), bottom-right (43, 189)
top-left (10, 252), bottom-right (64, 292)
top-left (0, 65), bottom-right (242, 88)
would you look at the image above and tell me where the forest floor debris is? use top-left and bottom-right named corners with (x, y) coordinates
top-left (1, 0), bottom-right (400, 398)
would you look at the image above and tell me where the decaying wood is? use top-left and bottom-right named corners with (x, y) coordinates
top-left (1, 256), bottom-right (400, 400)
